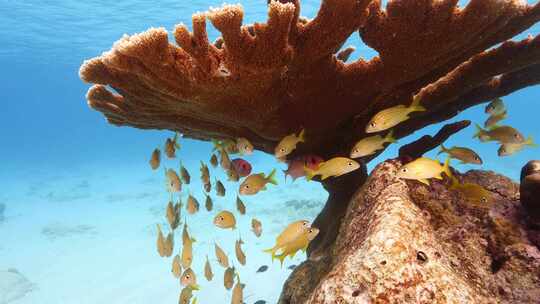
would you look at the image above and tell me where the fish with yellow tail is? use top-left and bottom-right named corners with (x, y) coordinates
top-left (275, 129), bottom-right (306, 161)
top-left (213, 210), bottom-right (237, 230)
top-left (182, 223), bottom-right (196, 246)
top-left (498, 136), bottom-right (537, 157)
top-left (223, 266), bottom-right (235, 290)
top-left (474, 124), bottom-right (525, 144)
top-left (239, 169), bottom-right (278, 195)
top-left (396, 157), bottom-right (451, 186)
top-left (264, 220), bottom-right (311, 259)
top-left (172, 254), bottom-right (182, 278)
top-left (236, 196), bottom-right (246, 215)
top-left (181, 238), bottom-right (193, 268)
top-left (448, 173), bottom-right (492, 207)
top-left (165, 168), bottom-right (182, 193)
top-left (350, 130), bottom-right (397, 158)
top-left (213, 139), bottom-right (239, 154)
top-left (251, 218), bottom-right (262, 237)
top-left (365, 96), bottom-right (426, 133)
top-left (210, 154), bottom-right (218, 168)
top-left (186, 194), bottom-right (200, 214)
top-left (179, 161), bottom-right (191, 184)
top-left (438, 144), bottom-right (482, 165)
top-left (273, 227), bottom-right (319, 266)
top-left (156, 224), bottom-right (166, 257)
top-left (179, 286), bottom-right (195, 304)
top-left (304, 157), bottom-right (360, 181)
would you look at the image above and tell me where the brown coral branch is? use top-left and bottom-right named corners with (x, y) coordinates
top-left (398, 120), bottom-right (471, 161)
top-left (336, 46), bottom-right (355, 62)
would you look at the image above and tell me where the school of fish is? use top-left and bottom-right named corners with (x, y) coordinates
top-left (146, 96), bottom-right (535, 303)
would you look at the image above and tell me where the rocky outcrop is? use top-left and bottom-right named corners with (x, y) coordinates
top-left (279, 160), bottom-right (540, 304)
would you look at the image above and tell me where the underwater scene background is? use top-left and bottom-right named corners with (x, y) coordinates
top-left (1, 0), bottom-right (539, 303)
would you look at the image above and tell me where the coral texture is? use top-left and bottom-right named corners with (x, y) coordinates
top-left (80, 0), bottom-right (540, 158)
top-left (280, 160), bottom-right (540, 303)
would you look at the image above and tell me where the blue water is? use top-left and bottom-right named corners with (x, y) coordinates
top-left (1, 0), bottom-right (539, 303)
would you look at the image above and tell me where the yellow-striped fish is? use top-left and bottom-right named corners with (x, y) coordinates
top-left (438, 144), bottom-right (482, 165)
top-left (396, 157), bottom-right (451, 185)
top-left (366, 97), bottom-right (426, 133)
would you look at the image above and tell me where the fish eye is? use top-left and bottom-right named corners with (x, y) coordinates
top-left (220, 216), bottom-right (224, 221)
top-left (514, 133), bottom-right (520, 138)
top-left (370, 122), bottom-right (376, 127)
top-left (401, 168), bottom-right (408, 173)
top-left (348, 161), bottom-right (353, 166)
top-left (280, 148), bottom-right (286, 152)
top-left (481, 197), bottom-right (487, 203)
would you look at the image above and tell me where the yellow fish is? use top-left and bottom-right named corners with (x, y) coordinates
top-left (365, 96), bottom-right (426, 133)
top-left (438, 144), bottom-right (482, 165)
top-left (224, 266), bottom-right (235, 290)
top-left (156, 224), bottom-right (166, 257)
top-left (182, 223), bottom-right (196, 246)
top-left (179, 286), bottom-right (194, 304)
top-left (200, 161), bottom-right (210, 185)
top-left (275, 129), bottom-right (305, 160)
top-left (231, 274), bottom-right (245, 304)
top-left (165, 168), bottom-right (182, 193)
top-left (273, 227), bottom-right (319, 265)
top-left (235, 237), bottom-right (246, 266)
top-left (304, 157), bottom-right (360, 180)
top-left (396, 157), bottom-right (451, 185)
top-left (264, 220), bottom-right (311, 257)
top-left (172, 254), bottom-right (182, 278)
top-left (165, 132), bottom-right (181, 159)
top-left (210, 154), bottom-right (218, 168)
top-left (350, 130), bottom-right (396, 158)
top-left (149, 148), bottom-right (161, 170)
top-left (186, 194), bottom-right (200, 214)
top-left (251, 218), bottom-right (262, 237)
top-left (179, 161), bottom-right (191, 184)
top-left (474, 124), bottom-right (525, 144)
top-left (449, 175), bottom-right (492, 207)
top-left (485, 97), bottom-right (505, 115)
top-left (236, 196), bottom-right (246, 215)
top-left (215, 179), bottom-right (226, 197)
top-left (214, 211), bottom-right (237, 230)
top-left (205, 194), bottom-right (213, 212)
top-left (214, 242), bottom-right (229, 268)
top-left (181, 240), bottom-right (193, 268)
top-left (204, 255), bottom-right (213, 281)
top-left (239, 169), bottom-right (278, 195)
top-left (498, 136), bottom-right (537, 156)
top-left (236, 137), bottom-right (254, 155)
top-left (180, 268), bottom-right (200, 290)
top-left (484, 110), bottom-right (507, 129)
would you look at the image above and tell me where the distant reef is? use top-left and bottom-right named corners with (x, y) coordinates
top-left (279, 160), bottom-right (540, 303)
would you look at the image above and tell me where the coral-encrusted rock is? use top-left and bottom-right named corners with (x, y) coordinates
top-left (279, 160), bottom-right (540, 304)
top-left (521, 160), bottom-right (540, 225)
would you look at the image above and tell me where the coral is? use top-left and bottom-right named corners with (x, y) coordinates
top-left (79, 0), bottom-right (540, 159)
top-left (280, 160), bottom-right (540, 303)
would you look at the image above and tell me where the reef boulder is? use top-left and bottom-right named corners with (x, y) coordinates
top-left (280, 160), bottom-right (540, 304)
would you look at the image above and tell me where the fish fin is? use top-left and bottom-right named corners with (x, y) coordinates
top-left (437, 144), bottom-right (447, 156)
top-left (191, 284), bottom-right (200, 291)
top-left (526, 136), bottom-right (538, 147)
top-left (298, 128), bottom-right (306, 142)
top-left (384, 130), bottom-right (397, 144)
top-left (320, 174), bottom-right (330, 181)
top-left (266, 169), bottom-right (278, 185)
top-left (434, 174), bottom-right (443, 180)
top-left (277, 253), bottom-right (287, 267)
top-left (191, 237), bottom-right (196, 243)
top-left (418, 179), bottom-right (430, 186)
top-left (409, 95), bottom-right (426, 112)
top-left (283, 170), bottom-right (288, 182)
top-left (442, 157), bottom-right (451, 178)
top-left (473, 123), bottom-right (484, 139)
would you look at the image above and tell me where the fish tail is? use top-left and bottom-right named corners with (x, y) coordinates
top-left (304, 165), bottom-right (316, 181)
top-left (266, 169), bottom-right (278, 185)
top-left (277, 253), bottom-right (287, 267)
top-left (442, 157), bottom-right (451, 178)
top-left (473, 123), bottom-right (484, 139)
top-left (384, 130), bottom-right (397, 144)
top-left (437, 144), bottom-right (448, 156)
top-left (298, 128), bottom-right (306, 142)
top-left (191, 284), bottom-right (200, 291)
top-left (409, 95), bottom-right (426, 112)
top-left (525, 136), bottom-right (538, 147)
top-left (211, 139), bottom-right (221, 151)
